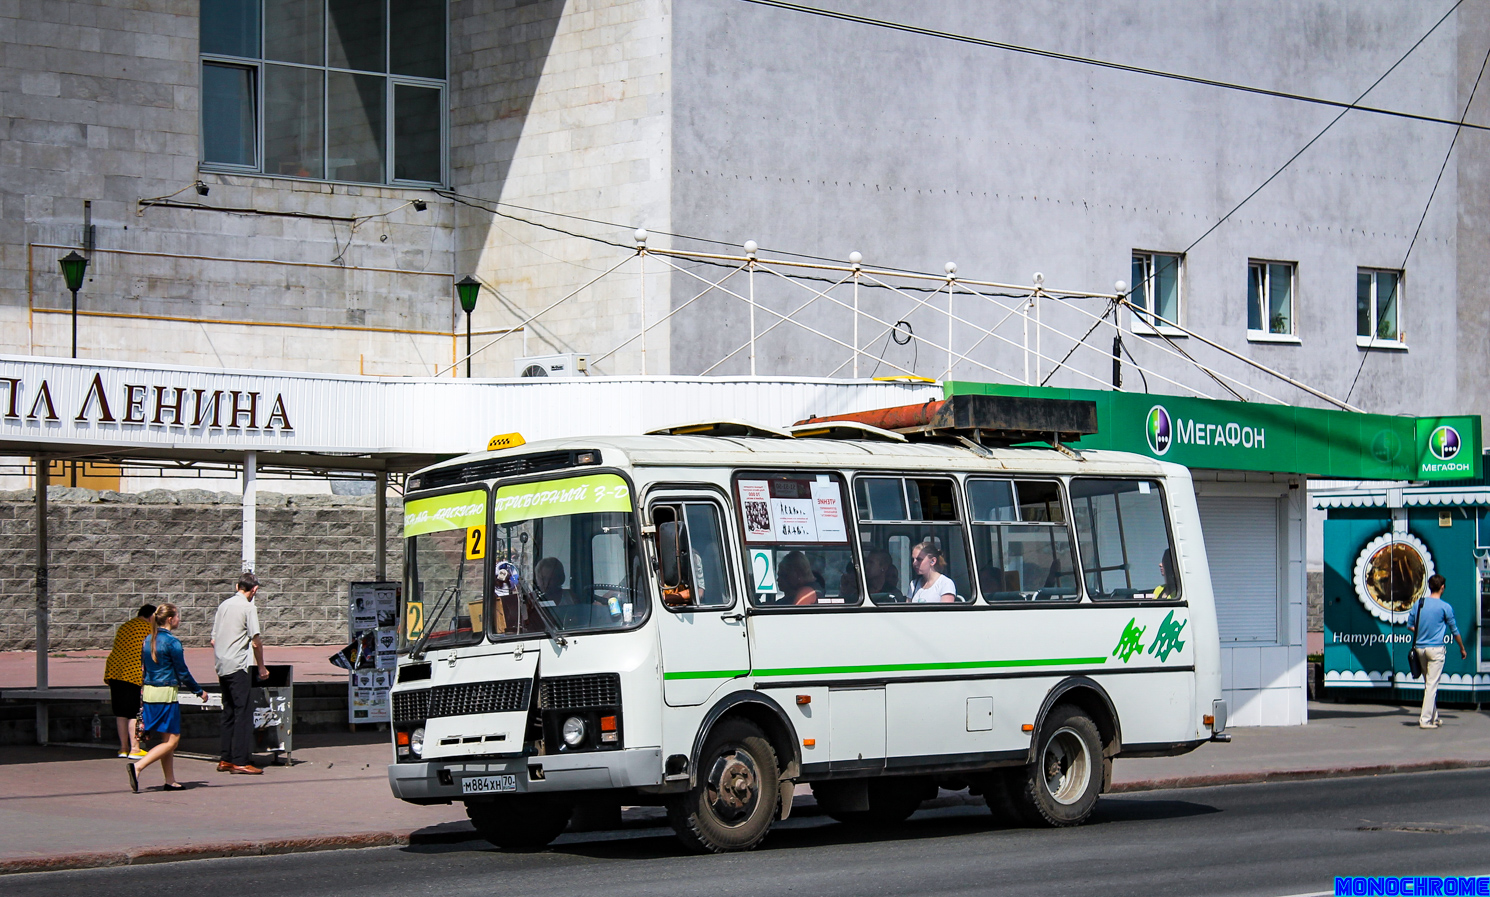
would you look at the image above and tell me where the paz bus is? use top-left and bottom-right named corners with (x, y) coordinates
top-left (386, 395), bottom-right (1226, 853)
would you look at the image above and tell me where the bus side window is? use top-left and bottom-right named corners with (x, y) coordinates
top-left (854, 476), bottom-right (972, 605)
top-left (969, 478), bottom-right (1079, 603)
top-left (1068, 478), bottom-right (1179, 601)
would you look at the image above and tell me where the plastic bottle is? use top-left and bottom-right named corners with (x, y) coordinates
top-left (90, 713), bottom-right (102, 742)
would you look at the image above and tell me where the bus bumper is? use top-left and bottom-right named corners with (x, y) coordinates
top-left (388, 748), bottom-right (664, 803)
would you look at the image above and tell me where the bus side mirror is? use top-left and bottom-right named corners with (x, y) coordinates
top-left (657, 522), bottom-right (684, 588)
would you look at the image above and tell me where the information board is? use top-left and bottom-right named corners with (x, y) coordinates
top-left (348, 581), bottom-right (399, 724)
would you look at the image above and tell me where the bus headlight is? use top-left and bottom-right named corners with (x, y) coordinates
top-left (411, 727), bottom-right (425, 758)
top-left (561, 716), bottom-right (587, 747)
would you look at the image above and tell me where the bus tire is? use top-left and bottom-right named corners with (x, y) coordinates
top-left (466, 796), bottom-right (572, 850)
top-left (667, 718), bottom-right (779, 853)
top-left (1012, 704), bottom-right (1103, 827)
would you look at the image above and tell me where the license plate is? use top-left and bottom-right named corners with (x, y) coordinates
top-left (461, 774), bottom-right (517, 795)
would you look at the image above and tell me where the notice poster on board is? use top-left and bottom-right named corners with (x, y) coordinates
top-left (739, 477), bottom-right (848, 543)
top-left (348, 582), bottom-right (399, 724)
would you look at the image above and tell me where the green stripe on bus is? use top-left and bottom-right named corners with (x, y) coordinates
top-left (664, 669), bottom-right (751, 681)
top-left (662, 656), bottom-right (1107, 681)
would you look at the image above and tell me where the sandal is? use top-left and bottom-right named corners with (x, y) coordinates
top-left (162, 782), bottom-right (185, 791)
top-left (127, 763), bottom-right (139, 794)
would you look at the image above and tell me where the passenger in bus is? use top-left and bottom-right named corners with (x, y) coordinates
top-left (1152, 549), bottom-right (1178, 600)
top-left (908, 539), bottom-right (958, 603)
top-left (778, 551), bottom-right (822, 605)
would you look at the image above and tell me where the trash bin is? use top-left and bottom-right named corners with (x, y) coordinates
top-left (253, 664), bottom-right (293, 765)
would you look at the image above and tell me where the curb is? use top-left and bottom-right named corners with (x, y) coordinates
top-left (0, 827), bottom-right (479, 876)
top-left (1108, 757), bottom-right (1490, 793)
top-left (5, 759), bottom-right (1488, 875)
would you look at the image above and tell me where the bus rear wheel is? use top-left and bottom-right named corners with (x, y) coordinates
top-left (466, 796), bottom-right (573, 850)
top-left (1011, 705), bottom-right (1103, 827)
top-left (667, 719), bottom-right (779, 853)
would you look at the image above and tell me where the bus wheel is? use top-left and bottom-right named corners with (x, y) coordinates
top-left (1012, 705), bottom-right (1103, 827)
top-left (466, 796), bottom-right (572, 850)
top-left (667, 719), bottom-right (779, 853)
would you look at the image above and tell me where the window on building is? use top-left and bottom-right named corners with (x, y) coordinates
top-left (200, 0), bottom-right (446, 186)
top-left (1130, 252), bottom-right (1183, 333)
top-left (1356, 269), bottom-right (1403, 346)
top-left (1247, 261), bottom-right (1296, 340)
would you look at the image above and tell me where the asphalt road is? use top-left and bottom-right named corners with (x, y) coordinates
top-left (12, 769), bottom-right (1490, 897)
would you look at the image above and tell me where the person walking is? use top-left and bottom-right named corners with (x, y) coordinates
top-left (211, 572), bottom-right (269, 775)
top-left (103, 603), bottom-right (156, 759)
top-left (1408, 574), bottom-right (1467, 729)
top-left (128, 604), bottom-right (207, 793)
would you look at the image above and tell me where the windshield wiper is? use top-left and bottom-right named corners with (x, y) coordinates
top-left (518, 579), bottom-right (567, 647)
top-left (410, 554), bottom-right (469, 660)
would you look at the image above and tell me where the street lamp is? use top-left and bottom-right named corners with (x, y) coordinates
top-left (58, 251), bottom-right (89, 359)
top-left (455, 275), bottom-right (481, 378)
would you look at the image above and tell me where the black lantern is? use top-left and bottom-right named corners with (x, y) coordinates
top-left (58, 251), bottom-right (89, 359)
top-left (456, 275), bottom-right (481, 378)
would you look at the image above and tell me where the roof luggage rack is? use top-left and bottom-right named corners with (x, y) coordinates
top-left (793, 394), bottom-right (1098, 447)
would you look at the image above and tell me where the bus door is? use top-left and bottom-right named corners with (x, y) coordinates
top-left (651, 495), bottom-right (751, 706)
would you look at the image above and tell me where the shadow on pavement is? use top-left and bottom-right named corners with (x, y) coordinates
top-left (402, 794), bottom-right (1221, 862)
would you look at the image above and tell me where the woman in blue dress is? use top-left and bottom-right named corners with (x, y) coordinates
top-left (128, 603), bottom-right (207, 793)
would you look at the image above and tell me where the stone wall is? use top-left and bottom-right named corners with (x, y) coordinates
top-left (0, 488), bottom-right (401, 651)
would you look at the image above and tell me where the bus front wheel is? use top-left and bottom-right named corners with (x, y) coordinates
top-left (466, 796), bottom-right (573, 850)
top-left (1011, 705), bottom-right (1103, 827)
top-left (667, 719), bottom-right (780, 853)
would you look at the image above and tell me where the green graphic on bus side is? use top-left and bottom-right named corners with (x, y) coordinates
top-left (404, 490), bottom-right (487, 537)
top-left (1112, 618), bottom-right (1147, 662)
top-left (491, 473), bottom-right (632, 524)
top-left (1148, 610), bottom-right (1188, 661)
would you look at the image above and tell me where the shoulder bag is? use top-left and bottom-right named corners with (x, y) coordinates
top-left (1407, 603), bottom-right (1423, 678)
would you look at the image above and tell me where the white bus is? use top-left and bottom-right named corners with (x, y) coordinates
top-left (387, 408), bottom-right (1226, 853)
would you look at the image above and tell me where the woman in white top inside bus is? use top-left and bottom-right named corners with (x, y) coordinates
top-left (908, 539), bottom-right (958, 603)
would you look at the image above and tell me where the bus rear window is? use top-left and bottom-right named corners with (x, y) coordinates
top-left (1069, 478), bottom-right (1179, 601)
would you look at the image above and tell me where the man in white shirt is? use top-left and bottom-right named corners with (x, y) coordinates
top-left (211, 572), bottom-right (269, 774)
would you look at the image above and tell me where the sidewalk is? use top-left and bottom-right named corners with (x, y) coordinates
top-left (1, 700), bottom-right (1487, 874)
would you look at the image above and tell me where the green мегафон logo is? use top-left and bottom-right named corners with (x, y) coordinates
top-left (1146, 405), bottom-right (1172, 455)
top-left (1429, 425), bottom-right (1461, 461)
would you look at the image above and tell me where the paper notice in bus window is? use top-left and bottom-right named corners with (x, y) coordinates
top-left (810, 481), bottom-right (847, 542)
top-left (773, 498), bottom-right (818, 541)
top-left (739, 481), bottom-right (773, 542)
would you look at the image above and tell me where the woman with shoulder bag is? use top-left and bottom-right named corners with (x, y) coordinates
top-left (128, 604), bottom-right (207, 793)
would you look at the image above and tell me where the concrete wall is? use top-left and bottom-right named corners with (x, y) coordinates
top-left (666, 0), bottom-right (1484, 421)
top-left (453, 0), bottom-right (674, 378)
top-left (0, 488), bottom-right (401, 652)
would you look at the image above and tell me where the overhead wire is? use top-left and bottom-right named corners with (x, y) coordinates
top-left (737, 0), bottom-right (1485, 132)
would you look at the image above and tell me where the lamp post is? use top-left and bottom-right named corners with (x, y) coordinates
top-left (58, 251), bottom-right (89, 359)
top-left (455, 275), bottom-right (481, 378)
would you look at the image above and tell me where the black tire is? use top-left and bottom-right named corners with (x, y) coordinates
top-left (466, 796), bottom-right (573, 850)
top-left (1011, 704), bottom-right (1103, 827)
top-left (667, 719), bottom-right (780, 853)
top-left (815, 778), bottom-right (930, 826)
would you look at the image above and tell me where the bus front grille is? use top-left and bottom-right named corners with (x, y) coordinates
top-left (428, 679), bottom-right (532, 718)
top-left (540, 674), bottom-right (621, 709)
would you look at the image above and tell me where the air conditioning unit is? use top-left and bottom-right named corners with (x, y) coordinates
top-left (514, 353), bottom-right (588, 378)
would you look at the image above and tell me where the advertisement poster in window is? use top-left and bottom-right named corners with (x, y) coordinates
top-left (739, 480), bottom-right (773, 541)
top-left (810, 481), bottom-right (847, 542)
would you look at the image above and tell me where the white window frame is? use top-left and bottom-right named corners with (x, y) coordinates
top-left (199, 0), bottom-right (449, 188)
top-left (1356, 267), bottom-right (1407, 350)
top-left (1247, 260), bottom-right (1300, 344)
top-left (1129, 251), bottom-right (1185, 336)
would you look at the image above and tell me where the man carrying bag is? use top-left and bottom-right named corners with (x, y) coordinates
top-left (1408, 574), bottom-right (1467, 729)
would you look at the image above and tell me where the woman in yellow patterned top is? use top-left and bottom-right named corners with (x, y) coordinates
top-left (104, 604), bottom-right (156, 758)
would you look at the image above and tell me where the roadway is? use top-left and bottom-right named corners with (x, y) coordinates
top-left (10, 768), bottom-right (1490, 897)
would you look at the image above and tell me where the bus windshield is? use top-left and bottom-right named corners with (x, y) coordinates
top-left (488, 473), bottom-right (645, 638)
top-left (402, 488), bottom-right (488, 653)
